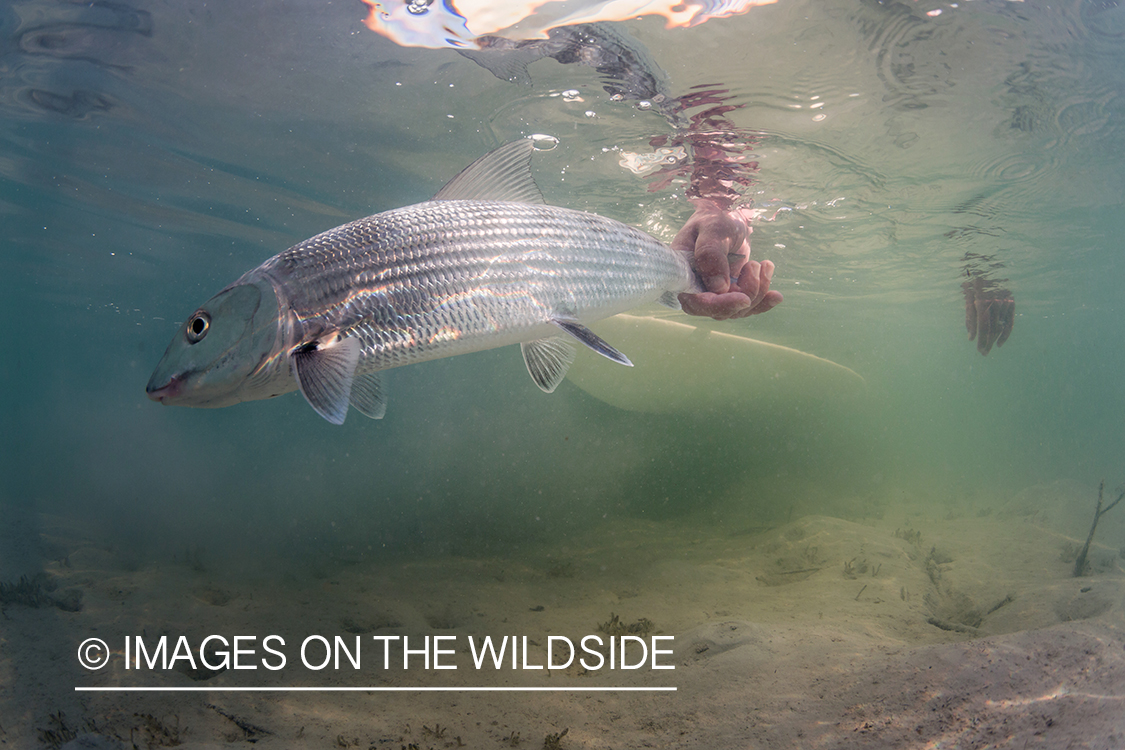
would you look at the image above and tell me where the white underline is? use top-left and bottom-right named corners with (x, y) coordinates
top-left (75, 686), bottom-right (676, 692)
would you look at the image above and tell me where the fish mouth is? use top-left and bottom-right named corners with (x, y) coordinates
top-left (146, 375), bottom-right (183, 403)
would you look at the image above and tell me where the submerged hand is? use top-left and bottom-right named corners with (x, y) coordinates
top-left (672, 204), bottom-right (783, 320)
top-left (963, 276), bottom-right (1014, 355)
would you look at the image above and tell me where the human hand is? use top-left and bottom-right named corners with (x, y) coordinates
top-left (962, 276), bottom-right (1014, 355)
top-left (672, 203), bottom-right (783, 320)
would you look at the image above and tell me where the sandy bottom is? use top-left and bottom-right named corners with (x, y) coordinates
top-left (3, 479), bottom-right (1124, 749)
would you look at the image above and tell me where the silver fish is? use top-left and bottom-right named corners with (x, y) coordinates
top-left (146, 138), bottom-right (701, 424)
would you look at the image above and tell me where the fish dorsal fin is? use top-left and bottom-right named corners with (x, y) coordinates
top-left (291, 336), bottom-right (361, 425)
top-left (433, 138), bottom-right (545, 204)
top-left (521, 336), bottom-right (577, 393)
top-left (349, 370), bottom-right (387, 419)
top-left (552, 317), bottom-right (633, 367)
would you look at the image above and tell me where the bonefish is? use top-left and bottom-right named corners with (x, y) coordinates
top-left (146, 138), bottom-right (702, 424)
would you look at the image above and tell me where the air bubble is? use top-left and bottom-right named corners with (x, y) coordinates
top-left (529, 134), bottom-right (559, 151)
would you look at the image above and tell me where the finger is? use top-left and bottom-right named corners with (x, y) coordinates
top-left (755, 259), bottom-right (775, 305)
top-left (693, 223), bottom-right (740, 293)
top-left (732, 261), bottom-right (782, 318)
top-left (727, 238), bottom-right (751, 282)
top-left (733, 290), bottom-right (784, 318)
top-left (670, 222), bottom-right (700, 257)
top-left (735, 258), bottom-right (763, 301)
top-left (747, 260), bottom-right (781, 315)
top-left (737, 259), bottom-right (774, 306)
top-left (737, 258), bottom-right (776, 303)
top-left (678, 291), bottom-right (752, 320)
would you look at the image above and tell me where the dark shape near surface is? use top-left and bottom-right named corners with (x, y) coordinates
top-left (21, 89), bottom-right (114, 119)
top-left (961, 252), bottom-right (1015, 355)
top-left (460, 22), bottom-right (672, 107)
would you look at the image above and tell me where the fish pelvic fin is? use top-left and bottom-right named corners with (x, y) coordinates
top-left (552, 318), bottom-right (633, 367)
top-left (521, 336), bottom-right (577, 393)
top-left (349, 370), bottom-right (387, 419)
top-left (433, 138), bottom-right (545, 204)
top-left (657, 291), bottom-right (683, 310)
top-left (291, 335), bottom-right (361, 425)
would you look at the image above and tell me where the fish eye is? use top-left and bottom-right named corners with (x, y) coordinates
top-left (185, 311), bottom-right (211, 344)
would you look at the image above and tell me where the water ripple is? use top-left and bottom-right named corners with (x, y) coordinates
top-left (969, 151), bottom-right (1060, 189)
top-left (1, 0), bottom-right (154, 119)
top-left (1079, 0), bottom-right (1125, 39)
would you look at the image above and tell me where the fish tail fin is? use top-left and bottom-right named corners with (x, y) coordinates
top-left (458, 47), bottom-right (543, 86)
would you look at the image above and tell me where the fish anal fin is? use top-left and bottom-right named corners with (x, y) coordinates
top-left (433, 138), bottom-right (545, 204)
top-left (552, 318), bottom-right (633, 367)
top-left (291, 336), bottom-right (361, 425)
top-left (349, 370), bottom-right (387, 419)
top-left (521, 336), bottom-right (577, 393)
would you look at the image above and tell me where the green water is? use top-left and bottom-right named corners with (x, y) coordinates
top-left (6, 0), bottom-right (1123, 549)
top-left (3, 0), bottom-right (1125, 744)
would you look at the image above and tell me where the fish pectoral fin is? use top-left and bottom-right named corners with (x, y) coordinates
top-left (291, 336), bottom-right (361, 425)
top-left (521, 336), bottom-right (577, 393)
top-left (551, 318), bottom-right (633, 367)
top-left (432, 138), bottom-right (545, 204)
top-left (349, 371), bottom-right (387, 420)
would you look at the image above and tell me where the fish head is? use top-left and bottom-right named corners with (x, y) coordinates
top-left (146, 278), bottom-right (285, 409)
